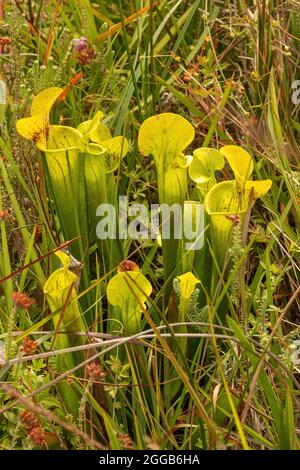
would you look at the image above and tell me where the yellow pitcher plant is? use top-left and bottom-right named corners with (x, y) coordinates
top-left (16, 87), bottom-right (128, 277)
top-left (107, 262), bottom-right (152, 335)
top-left (204, 145), bottom-right (272, 269)
top-left (138, 113), bottom-right (195, 288)
top-left (43, 257), bottom-right (87, 418)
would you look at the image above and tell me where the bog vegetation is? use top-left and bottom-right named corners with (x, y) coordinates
top-left (0, 0), bottom-right (299, 450)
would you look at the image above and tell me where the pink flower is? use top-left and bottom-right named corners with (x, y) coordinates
top-left (73, 36), bottom-right (88, 52)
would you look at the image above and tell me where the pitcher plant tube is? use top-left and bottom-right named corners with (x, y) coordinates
top-left (43, 260), bottom-right (87, 418)
top-left (176, 271), bottom-right (200, 357)
top-left (138, 113), bottom-right (195, 289)
top-left (187, 148), bottom-right (225, 298)
top-left (79, 116), bottom-right (128, 272)
top-left (188, 147), bottom-right (225, 202)
top-left (204, 145), bottom-right (272, 270)
top-left (16, 87), bottom-right (128, 278)
top-left (107, 261), bottom-right (152, 335)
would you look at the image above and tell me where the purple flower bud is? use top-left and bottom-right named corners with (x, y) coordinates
top-left (73, 36), bottom-right (88, 52)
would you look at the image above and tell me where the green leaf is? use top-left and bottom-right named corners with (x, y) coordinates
top-left (227, 317), bottom-right (281, 432)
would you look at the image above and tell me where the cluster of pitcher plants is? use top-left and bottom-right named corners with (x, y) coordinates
top-left (14, 87), bottom-right (272, 423)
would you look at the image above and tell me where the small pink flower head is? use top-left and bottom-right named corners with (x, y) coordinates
top-left (85, 362), bottom-right (106, 382)
top-left (12, 292), bottom-right (35, 309)
top-left (73, 36), bottom-right (88, 52)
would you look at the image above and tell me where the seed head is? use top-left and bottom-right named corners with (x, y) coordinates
top-left (28, 426), bottom-right (45, 447)
top-left (0, 209), bottom-right (12, 222)
top-left (118, 432), bottom-right (133, 450)
top-left (85, 362), bottom-right (105, 382)
top-left (12, 292), bottom-right (35, 309)
top-left (19, 410), bottom-right (39, 430)
top-left (21, 337), bottom-right (38, 356)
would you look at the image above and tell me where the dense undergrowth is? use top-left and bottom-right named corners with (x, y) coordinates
top-left (0, 0), bottom-right (299, 450)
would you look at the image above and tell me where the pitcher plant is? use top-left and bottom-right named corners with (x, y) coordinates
top-left (43, 259), bottom-right (87, 418)
top-left (107, 261), bottom-right (152, 335)
top-left (16, 87), bottom-right (128, 281)
top-left (204, 145), bottom-right (272, 270)
top-left (138, 113), bottom-right (195, 289)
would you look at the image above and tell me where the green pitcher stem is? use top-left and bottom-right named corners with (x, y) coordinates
top-left (158, 167), bottom-right (187, 292)
top-left (42, 149), bottom-right (90, 292)
top-left (85, 153), bottom-right (123, 274)
top-left (44, 268), bottom-right (87, 418)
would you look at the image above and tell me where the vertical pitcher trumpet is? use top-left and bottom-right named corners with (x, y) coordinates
top-left (138, 113), bottom-right (195, 289)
